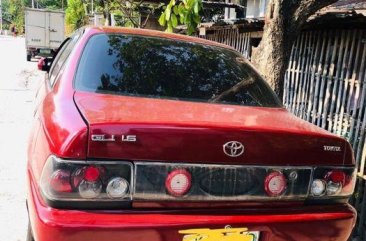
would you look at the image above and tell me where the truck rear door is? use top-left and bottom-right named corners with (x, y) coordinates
top-left (49, 12), bottom-right (65, 49)
top-left (25, 9), bottom-right (47, 48)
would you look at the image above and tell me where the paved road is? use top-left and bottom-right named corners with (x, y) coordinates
top-left (0, 35), bottom-right (42, 241)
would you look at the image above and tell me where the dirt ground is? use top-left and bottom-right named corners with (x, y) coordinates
top-left (0, 35), bottom-right (43, 241)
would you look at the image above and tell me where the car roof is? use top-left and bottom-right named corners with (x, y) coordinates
top-left (82, 26), bottom-right (235, 50)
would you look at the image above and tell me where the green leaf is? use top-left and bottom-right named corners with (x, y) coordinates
top-left (158, 12), bottom-right (166, 26)
top-left (186, 11), bottom-right (192, 21)
top-left (194, 1), bottom-right (199, 14)
top-left (173, 5), bottom-right (179, 15)
top-left (193, 14), bottom-right (200, 24)
top-left (171, 14), bottom-right (178, 28)
top-left (184, 12), bottom-right (189, 24)
top-left (167, 22), bottom-right (173, 33)
top-left (187, 25), bottom-right (195, 35)
top-left (159, 0), bottom-right (202, 35)
top-left (165, 5), bottom-right (172, 20)
top-left (180, 14), bottom-right (185, 24)
top-left (178, 4), bottom-right (184, 14)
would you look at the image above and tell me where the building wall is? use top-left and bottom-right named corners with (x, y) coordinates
top-left (246, 0), bottom-right (268, 18)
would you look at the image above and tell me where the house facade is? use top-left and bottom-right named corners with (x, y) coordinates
top-left (223, 0), bottom-right (268, 19)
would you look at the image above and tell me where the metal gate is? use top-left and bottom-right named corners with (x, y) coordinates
top-left (283, 29), bottom-right (366, 240)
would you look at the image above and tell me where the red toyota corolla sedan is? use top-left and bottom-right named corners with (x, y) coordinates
top-left (27, 26), bottom-right (357, 241)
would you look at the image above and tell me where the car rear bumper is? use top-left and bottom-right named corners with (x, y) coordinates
top-left (28, 176), bottom-right (356, 241)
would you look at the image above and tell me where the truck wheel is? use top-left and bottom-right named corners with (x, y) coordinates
top-left (27, 54), bottom-right (31, 62)
top-left (26, 222), bottom-right (35, 241)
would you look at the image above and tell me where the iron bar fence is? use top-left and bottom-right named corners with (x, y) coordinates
top-left (201, 27), bottom-right (366, 240)
top-left (284, 29), bottom-right (366, 240)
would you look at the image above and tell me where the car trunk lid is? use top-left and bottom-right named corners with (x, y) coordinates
top-left (74, 91), bottom-right (348, 166)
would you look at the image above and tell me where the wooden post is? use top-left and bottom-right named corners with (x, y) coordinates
top-left (312, 31), bottom-right (328, 124)
top-left (301, 31), bottom-right (315, 120)
top-left (329, 30), bottom-right (347, 132)
top-left (321, 30), bottom-right (340, 129)
top-left (306, 31), bottom-right (322, 122)
top-left (337, 30), bottom-right (358, 135)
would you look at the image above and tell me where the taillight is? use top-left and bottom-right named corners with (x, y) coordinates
top-left (106, 177), bottom-right (129, 198)
top-left (264, 171), bottom-right (287, 197)
top-left (324, 170), bottom-right (347, 186)
top-left (49, 170), bottom-right (72, 193)
top-left (73, 166), bottom-right (103, 199)
top-left (78, 179), bottom-right (103, 199)
top-left (40, 156), bottom-right (357, 208)
top-left (40, 156), bottom-right (132, 209)
top-left (165, 169), bottom-right (192, 196)
top-left (83, 166), bottom-right (101, 182)
top-left (310, 167), bottom-right (356, 198)
top-left (310, 179), bottom-right (326, 196)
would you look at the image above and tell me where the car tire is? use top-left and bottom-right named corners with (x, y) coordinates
top-left (26, 221), bottom-right (35, 241)
top-left (27, 54), bottom-right (31, 62)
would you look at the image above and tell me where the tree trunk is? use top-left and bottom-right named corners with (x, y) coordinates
top-left (251, 0), bottom-right (338, 99)
top-left (100, 0), bottom-right (112, 26)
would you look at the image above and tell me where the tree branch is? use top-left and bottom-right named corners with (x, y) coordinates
top-left (251, 0), bottom-right (339, 98)
top-left (294, 0), bottom-right (338, 25)
top-left (141, 12), bottom-right (151, 28)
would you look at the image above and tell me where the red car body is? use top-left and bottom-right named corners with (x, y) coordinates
top-left (27, 27), bottom-right (356, 241)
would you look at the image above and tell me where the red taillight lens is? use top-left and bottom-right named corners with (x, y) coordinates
top-left (84, 166), bottom-right (100, 182)
top-left (50, 170), bottom-right (72, 193)
top-left (324, 170), bottom-right (347, 186)
top-left (264, 171), bottom-right (287, 197)
top-left (165, 169), bottom-right (192, 196)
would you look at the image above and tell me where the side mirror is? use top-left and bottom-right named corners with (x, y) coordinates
top-left (37, 57), bottom-right (53, 72)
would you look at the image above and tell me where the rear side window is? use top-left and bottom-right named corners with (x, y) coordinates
top-left (49, 31), bottom-right (82, 86)
top-left (49, 38), bottom-right (71, 85)
top-left (75, 34), bottom-right (281, 107)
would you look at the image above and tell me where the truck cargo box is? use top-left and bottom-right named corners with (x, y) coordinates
top-left (25, 8), bottom-right (65, 61)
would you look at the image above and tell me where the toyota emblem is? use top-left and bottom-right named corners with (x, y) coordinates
top-left (223, 141), bottom-right (244, 157)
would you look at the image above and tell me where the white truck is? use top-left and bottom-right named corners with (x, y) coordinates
top-left (25, 8), bottom-right (65, 61)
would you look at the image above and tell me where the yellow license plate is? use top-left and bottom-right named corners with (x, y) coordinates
top-left (179, 227), bottom-right (260, 241)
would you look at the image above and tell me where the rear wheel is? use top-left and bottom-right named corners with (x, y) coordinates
top-left (26, 54), bottom-right (31, 62)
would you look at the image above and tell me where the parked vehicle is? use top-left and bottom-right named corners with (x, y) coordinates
top-left (24, 8), bottom-right (65, 61)
top-left (27, 26), bottom-right (357, 241)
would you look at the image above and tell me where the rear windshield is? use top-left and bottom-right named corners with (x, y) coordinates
top-left (75, 34), bottom-right (281, 107)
